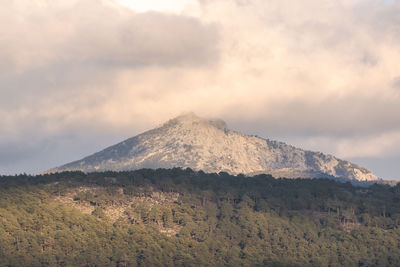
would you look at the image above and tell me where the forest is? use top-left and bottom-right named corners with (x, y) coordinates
top-left (1, 168), bottom-right (400, 266)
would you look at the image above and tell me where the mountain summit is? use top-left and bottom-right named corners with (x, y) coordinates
top-left (50, 113), bottom-right (378, 182)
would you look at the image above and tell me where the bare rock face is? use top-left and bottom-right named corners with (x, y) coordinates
top-left (49, 113), bottom-right (378, 182)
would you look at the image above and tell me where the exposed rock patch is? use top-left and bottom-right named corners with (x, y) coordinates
top-left (51, 186), bottom-right (181, 236)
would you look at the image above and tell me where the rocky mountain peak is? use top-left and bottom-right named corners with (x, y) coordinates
top-left (49, 113), bottom-right (379, 182)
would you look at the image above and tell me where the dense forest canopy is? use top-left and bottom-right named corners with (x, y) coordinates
top-left (1, 168), bottom-right (400, 266)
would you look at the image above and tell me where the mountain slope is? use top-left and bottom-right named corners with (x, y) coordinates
top-left (2, 170), bottom-right (399, 266)
top-left (50, 113), bottom-right (378, 181)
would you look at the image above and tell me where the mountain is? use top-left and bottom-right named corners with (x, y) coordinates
top-left (49, 113), bottom-right (378, 182)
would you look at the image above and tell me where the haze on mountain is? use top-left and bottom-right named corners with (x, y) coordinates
top-left (50, 113), bottom-right (378, 182)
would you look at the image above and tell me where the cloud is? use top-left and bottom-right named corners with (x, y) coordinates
top-left (0, 131), bottom-right (126, 175)
top-left (392, 77), bottom-right (400, 89)
top-left (191, 0), bottom-right (400, 144)
top-left (335, 131), bottom-right (400, 158)
top-left (0, 0), bottom-right (219, 72)
top-left (1, 0), bottom-right (400, 178)
top-left (115, 0), bottom-right (199, 14)
top-left (0, 0), bottom-right (219, 146)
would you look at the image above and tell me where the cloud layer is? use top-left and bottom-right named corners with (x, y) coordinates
top-left (1, 0), bottom-right (400, 179)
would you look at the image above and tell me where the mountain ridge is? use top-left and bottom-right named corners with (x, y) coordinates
top-left (49, 113), bottom-right (379, 182)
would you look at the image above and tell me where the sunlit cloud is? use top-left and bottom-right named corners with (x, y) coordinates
top-left (115, 0), bottom-right (199, 13)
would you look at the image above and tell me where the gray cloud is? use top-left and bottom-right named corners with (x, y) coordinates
top-left (392, 77), bottom-right (400, 89)
top-left (64, 11), bottom-right (219, 68)
top-left (226, 93), bottom-right (400, 137)
top-left (0, 1), bottom-right (219, 72)
top-left (0, 129), bottom-right (131, 175)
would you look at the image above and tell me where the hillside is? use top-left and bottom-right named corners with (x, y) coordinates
top-left (1, 169), bottom-right (400, 266)
top-left (50, 113), bottom-right (378, 182)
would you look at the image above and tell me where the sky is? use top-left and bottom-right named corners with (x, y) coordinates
top-left (1, 0), bottom-right (400, 180)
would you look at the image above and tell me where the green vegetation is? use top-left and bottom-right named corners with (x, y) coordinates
top-left (1, 168), bottom-right (400, 266)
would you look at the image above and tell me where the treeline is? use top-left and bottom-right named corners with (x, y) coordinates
top-left (0, 168), bottom-right (400, 266)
